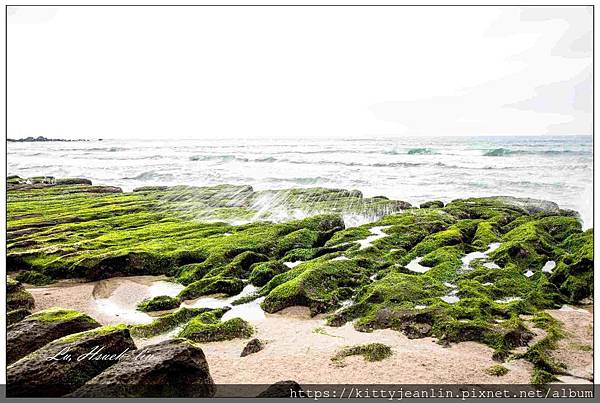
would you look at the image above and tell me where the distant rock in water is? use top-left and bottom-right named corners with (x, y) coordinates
top-left (69, 339), bottom-right (215, 398)
top-left (420, 200), bottom-right (444, 209)
top-left (7, 176), bottom-right (122, 194)
top-left (490, 196), bottom-right (563, 215)
top-left (8, 136), bottom-right (90, 142)
top-left (55, 178), bottom-right (93, 185)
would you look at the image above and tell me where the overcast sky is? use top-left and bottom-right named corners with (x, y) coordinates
top-left (7, 6), bottom-right (592, 139)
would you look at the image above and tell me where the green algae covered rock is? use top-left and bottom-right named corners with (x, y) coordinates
top-left (260, 258), bottom-right (368, 315)
top-left (420, 200), bottom-right (444, 209)
top-left (178, 308), bottom-right (253, 342)
top-left (7, 308), bottom-right (100, 364)
top-left (249, 261), bottom-right (287, 286)
top-left (7, 278), bottom-right (34, 311)
top-left (15, 270), bottom-right (53, 286)
top-left (485, 364), bottom-right (509, 376)
top-left (5, 179), bottom-right (593, 386)
top-left (7, 308), bottom-right (31, 326)
top-left (331, 342), bottom-right (392, 366)
top-left (178, 276), bottom-right (244, 301)
top-left (549, 229), bottom-right (593, 303)
top-left (130, 307), bottom-right (213, 338)
top-left (137, 295), bottom-right (180, 312)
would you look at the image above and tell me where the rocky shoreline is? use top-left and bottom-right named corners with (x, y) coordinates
top-left (6, 176), bottom-right (594, 396)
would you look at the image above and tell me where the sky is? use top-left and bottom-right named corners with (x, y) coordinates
top-left (7, 6), bottom-right (592, 139)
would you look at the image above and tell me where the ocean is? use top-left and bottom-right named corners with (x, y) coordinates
top-left (7, 135), bottom-right (593, 227)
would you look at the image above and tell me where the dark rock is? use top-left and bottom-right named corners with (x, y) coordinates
top-left (7, 308), bottom-right (100, 364)
top-left (7, 136), bottom-right (89, 142)
top-left (257, 380), bottom-right (302, 398)
top-left (240, 338), bottom-right (264, 357)
top-left (69, 339), bottom-right (215, 398)
top-left (66, 185), bottom-right (122, 194)
top-left (29, 176), bottom-right (54, 184)
top-left (492, 350), bottom-right (510, 362)
top-left (7, 182), bottom-right (122, 194)
top-left (389, 200), bottom-right (413, 210)
top-left (492, 196), bottom-right (561, 215)
top-left (7, 308), bottom-right (31, 326)
top-left (501, 327), bottom-right (534, 348)
top-left (55, 178), bottom-right (93, 185)
top-left (7, 279), bottom-right (34, 311)
top-left (356, 307), bottom-right (434, 337)
top-left (7, 326), bottom-right (136, 397)
top-left (420, 200), bottom-right (444, 209)
top-left (133, 186), bottom-right (170, 192)
top-left (404, 323), bottom-right (433, 339)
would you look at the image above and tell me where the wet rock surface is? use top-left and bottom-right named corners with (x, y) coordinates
top-left (69, 339), bottom-right (215, 398)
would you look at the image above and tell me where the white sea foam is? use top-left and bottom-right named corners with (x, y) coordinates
top-left (356, 226), bottom-right (391, 250)
top-left (461, 242), bottom-right (501, 271)
top-left (405, 256), bottom-right (431, 273)
top-left (542, 260), bottom-right (556, 273)
top-left (8, 136), bottom-right (591, 228)
top-left (183, 284), bottom-right (266, 321)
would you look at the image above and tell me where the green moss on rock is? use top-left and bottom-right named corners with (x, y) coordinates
top-left (178, 276), bottom-right (244, 301)
top-left (15, 270), bottom-right (53, 286)
top-left (261, 258), bottom-right (368, 315)
top-left (331, 343), bottom-right (392, 366)
top-left (130, 307), bottom-right (213, 338)
top-left (137, 295), bottom-right (180, 312)
top-left (248, 261), bottom-right (287, 286)
top-left (485, 364), bottom-right (509, 376)
top-left (178, 309), bottom-right (253, 342)
top-left (7, 278), bottom-right (35, 311)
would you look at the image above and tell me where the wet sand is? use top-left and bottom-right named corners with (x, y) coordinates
top-left (27, 276), bottom-right (183, 325)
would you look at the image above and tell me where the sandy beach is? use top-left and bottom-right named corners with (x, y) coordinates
top-left (25, 276), bottom-right (592, 387)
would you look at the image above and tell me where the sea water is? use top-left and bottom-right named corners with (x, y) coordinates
top-left (7, 135), bottom-right (592, 227)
